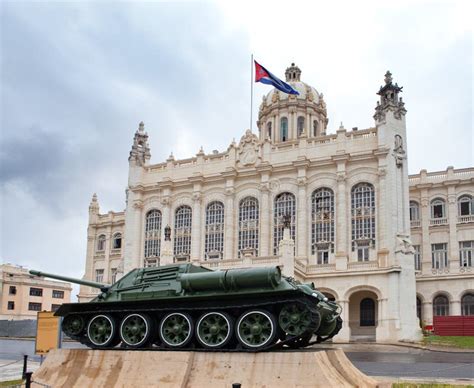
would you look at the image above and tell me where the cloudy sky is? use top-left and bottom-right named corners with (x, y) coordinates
top-left (1, 1), bottom-right (472, 298)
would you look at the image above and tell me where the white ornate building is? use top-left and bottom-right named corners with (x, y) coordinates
top-left (79, 64), bottom-right (474, 343)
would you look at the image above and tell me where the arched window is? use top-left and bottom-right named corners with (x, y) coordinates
top-left (416, 297), bottom-right (422, 322)
top-left (273, 192), bottom-right (296, 254)
top-left (360, 298), bottom-right (375, 326)
top-left (174, 206), bottom-right (192, 261)
top-left (313, 120), bottom-right (318, 137)
top-left (311, 188), bottom-right (334, 264)
top-left (458, 195), bottom-right (474, 216)
top-left (144, 209), bottom-right (162, 264)
top-left (297, 116), bottom-right (305, 136)
top-left (238, 197), bottom-right (259, 257)
top-left (266, 122), bottom-right (272, 140)
top-left (97, 235), bottom-right (106, 252)
top-left (431, 198), bottom-right (445, 219)
top-left (461, 293), bottom-right (474, 316)
top-left (112, 233), bottom-right (122, 250)
top-left (409, 201), bottom-right (420, 221)
top-left (280, 117), bottom-right (288, 141)
top-left (433, 295), bottom-right (449, 316)
top-left (205, 201), bottom-right (224, 259)
top-left (351, 183), bottom-right (375, 261)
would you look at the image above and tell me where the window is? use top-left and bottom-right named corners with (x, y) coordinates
top-left (317, 250), bottom-right (329, 265)
top-left (95, 269), bottom-right (104, 283)
top-left (30, 287), bottom-right (43, 297)
top-left (267, 122), bottom-right (272, 139)
top-left (351, 183), bottom-right (375, 251)
top-left (51, 304), bottom-right (61, 312)
top-left (97, 234), bottom-right (106, 251)
top-left (431, 243), bottom-right (448, 269)
top-left (110, 268), bottom-right (117, 284)
top-left (431, 198), bottom-right (445, 219)
top-left (409, 201), bottom-right (420, 221)
top-left (311, 188), bottom-right (334, 259)
top-left (7, 301), bottom-right (14, 310)
top-left (360, 298), bottom-right (375, 326)
top-left (297, 116), bottom-right (305, 136)
top-left (238, 197), bottom-right (259, 257)
top-left (313, 120), bottom-right (318, 137)
top-left (433, 295), bottom-right (449, 316)
top-left (461, 293), bottom-right (474, 316)
top-left (112, 233), bottom-right (122, 249)
top-left (356, 244), bottom-right (370, 262)
top-left (280, 117), bottom-right (288, 141)
top-left (459, 241), bottom-right (473, 267)
top-left (174, 205), bottom-right (192, 260)
top-left (9, 286), bottom-right (16, 295)
top-left (28, 302), bottom-right (42, 311)
top-left (458, 195), bottom-right (473, 216)
top-left (205, 201), bottom-right (225, 259)
top-left (273, 192), bottom-right (296, 255)
top-left (52, 290), bottom-right (64, 299)
top-left (414, 245), bottom-right (421, 271)
top-left (144, 209), bottom-right (162, 259)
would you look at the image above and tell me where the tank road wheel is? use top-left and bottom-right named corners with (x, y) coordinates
top-left (87, 314), bottom-right (118, 348)
top-left (196, 312), bottom-right (233, 349)
top-left (120, 313), bottom-right (154, 348)
top-left (236, 309), bottom-right (277, 350)
top-left (278, 303), bottom-right (312, 337)
top-left (62, 314), bottom-right (86, 338)
top-left (159, 312), bottom-right (194, 348)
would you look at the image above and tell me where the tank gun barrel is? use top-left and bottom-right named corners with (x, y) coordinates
top-left (29, 270), bottom-right (111, 291)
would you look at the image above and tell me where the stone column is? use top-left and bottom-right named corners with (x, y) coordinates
top-left (191, 192), bottom-right (202, 262)
top-left (447, 186), bottom-right (458, 270)
top-left (103, 225), bottom-right (112, 282)
top-left (260, 184), bottom-right (271, 256)
top-left (332, 299), bottom-right (350, 342)
top-left (279, 227), bottom-right (295, 276)
top-left (420, 195), bottom-right (431, 273)
top-left (123, 196), bottom-right (143, 273)
top-left (297, 178), bottom-right (307, 259)
top-left (451, 300), bottom-right (461, 316)
top-left (334, 161), bottom-right (348, 270)
top-left (423, 301), bottom-right (433, 325)
top-left (160, 196), bottom-right (171, 252)
top-left (224, 188), bottom-right (235, 260)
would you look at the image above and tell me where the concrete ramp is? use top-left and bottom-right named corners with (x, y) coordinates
top-left (33, 348), bottom-right (383, 387)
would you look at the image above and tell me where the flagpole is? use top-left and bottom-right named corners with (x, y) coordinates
top-left (250, 53), bottom-right (254, 131)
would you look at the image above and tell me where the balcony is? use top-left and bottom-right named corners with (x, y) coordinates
top-left (347, 260), bottom-right (379, 271)
top-left (410, 220), bottom-right (421, 228)
top-left (458, 215), bottom-right (474, 224)
top-left (430, 218), bottom-right (447, 226)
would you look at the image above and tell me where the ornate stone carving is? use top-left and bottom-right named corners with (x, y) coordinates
top-left (129, 122), bottom-right (151, 166)
top-left (237, 130), bottom-right (261, 168)
top-left (160, 196), bottom-right (170, 206)
top-left (395, 233), bottom-right (415, 255)
top-left (336, 172), bottom-right (346, 182)
top-left (378, 167), bottom-right (387, 177)
top-left (297, 176), bottom-right (307, 186)
top-left (132, 200), bottom-right (143, 209)
top-left (192, 192), bottom-right (201, 202)
top-left (259, 182), bottom-right (270, 192)
top-left (225, 187), bottom-right (235, 196)
top-left (393, 134), bottom-right (406, 168)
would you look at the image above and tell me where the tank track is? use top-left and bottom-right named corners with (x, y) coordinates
top-left (68, 294), bottom-right (327, 352)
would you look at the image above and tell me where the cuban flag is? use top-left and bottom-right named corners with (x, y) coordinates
top-left (254, 60), bottom-right (299, 95)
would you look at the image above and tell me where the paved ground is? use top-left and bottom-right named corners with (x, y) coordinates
top-left (0, 339), bottom-right (473, 383)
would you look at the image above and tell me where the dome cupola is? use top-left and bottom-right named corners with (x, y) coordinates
top-left (257, 63), bottom-right (328, 143)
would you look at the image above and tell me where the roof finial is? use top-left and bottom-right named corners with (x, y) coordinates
top-left (384, 71), bottom-right (393, 85)
top-left (138, 121), bottom-right (145, 132)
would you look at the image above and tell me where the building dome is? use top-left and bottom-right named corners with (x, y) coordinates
top-left (257, 63), bottom-right (328, 143)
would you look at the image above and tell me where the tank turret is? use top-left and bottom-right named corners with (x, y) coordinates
top-left (32, 264), bottom-right (342, 351)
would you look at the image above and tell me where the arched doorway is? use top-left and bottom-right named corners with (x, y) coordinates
top-left (348, 290), bottom-right (378, 341)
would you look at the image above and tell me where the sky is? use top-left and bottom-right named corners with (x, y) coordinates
top-left (0, 0), bottom-right (472, 299)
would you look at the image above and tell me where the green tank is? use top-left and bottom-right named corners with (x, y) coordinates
top-left (30, 264), bottom-right (342, 351)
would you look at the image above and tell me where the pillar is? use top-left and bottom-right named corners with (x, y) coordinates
top-left (260, 185), bottom-right (271, 256)
top-left (191, 192), bottom-right (202, 262)
top-left (224, 188), bottom-right (235, 260)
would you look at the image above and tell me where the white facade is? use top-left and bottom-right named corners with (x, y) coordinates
top-left (79, 64), bottom-right (474, 343)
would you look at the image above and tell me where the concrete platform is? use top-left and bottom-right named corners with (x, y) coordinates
top-left (32, 348), bottom-right (385, 387)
